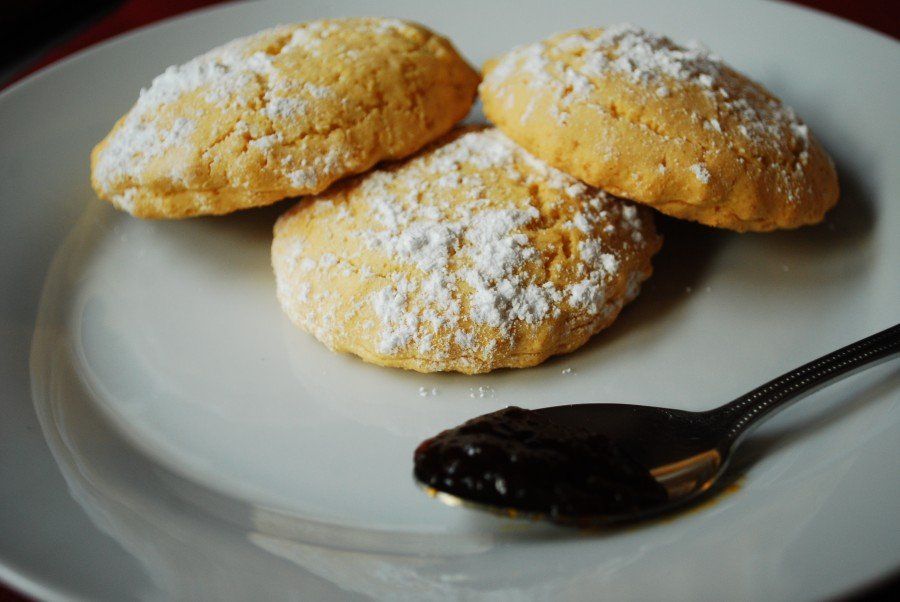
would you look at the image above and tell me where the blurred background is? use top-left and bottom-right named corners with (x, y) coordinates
top-left (0, 0), bottom-right (897, 89)
top-left (0, 0), bottom-right (897, 600)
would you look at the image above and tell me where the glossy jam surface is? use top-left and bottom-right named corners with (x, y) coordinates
top-left (414, 406), bottom-right (667, 520)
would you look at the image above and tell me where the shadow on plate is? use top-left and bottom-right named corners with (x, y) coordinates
top-left (748, 161), bottom-right (875, 255)
top-left (565, 213), bottom-right (728, 359)
top-left (189, 198), bottom-right (294, 242)
top-left (562, 159), bottom-right (876, 365)
top-left (722, 364), bottom-right (899, 480)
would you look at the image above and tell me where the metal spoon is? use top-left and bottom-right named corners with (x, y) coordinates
top-left (415, 323), bottom-right (900, 526)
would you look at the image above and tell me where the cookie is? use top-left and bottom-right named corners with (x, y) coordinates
top-left (91, 18), bottom-right (479, 218)
top-left (480, 24), bottom-right (839, 231)
top-left (272, 128), bottom-right (661, 374)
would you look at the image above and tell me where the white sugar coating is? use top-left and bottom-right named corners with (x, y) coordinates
top-left (295, 282), bottom-right (311, 303)
top-left (273, 128), bottom-right (660, 371)
top-left (284, 239), bottom-right (304, 266)
top-left (265, 97), bottom-right (309, 120)
top-left (304, 83), bottom-right (334, 99)
top-left (93, 18), bottom-right (418, 191)
top-left (96, 115), bottom-right (197, 183)
top-left (371, 277), bottom-right (418, 354)
top-left (705, 118), bottom-right (722, 132)
top-left (248, 132), bottom-right (282, 150)
top-left (600, 24), bottom-right (722, 85)
top-left (483, 23), bottom-right (816, 193)
top-left (570, 212), bottom-right (593, 233)
top-left (690, 163), bottom-right (711, 184)
top-left (94, 31), bottom-right (285, 184)
top-left (357, 130), bottom-right (630, 355)
top-left (469, 386), bottom-right (497, 399)
top-left (483, 23), bottom-right (725, 111)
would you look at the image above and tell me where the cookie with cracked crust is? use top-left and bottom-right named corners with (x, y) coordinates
top-left (480, 24), bottom-right (838, 232)
top-left (90, 18), bottom-right (479, 218)
top-left (272, 128), bottom-right (661, 374)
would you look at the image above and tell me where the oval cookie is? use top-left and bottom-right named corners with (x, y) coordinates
top-left (480, 24), bottom-right (838, 231)
top-left (272, 128), bottom-right (661, 374)
top-left (91, 18), bottom-right (480, 218)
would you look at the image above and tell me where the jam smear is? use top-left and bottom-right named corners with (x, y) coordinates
top-left (414, 406), bottom-right (667, 520)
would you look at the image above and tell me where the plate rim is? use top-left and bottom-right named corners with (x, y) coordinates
top-left (2, 0), bottom-right (899, 599)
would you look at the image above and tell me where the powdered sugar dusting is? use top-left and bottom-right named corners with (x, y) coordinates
top-left (96, 114), bottom-right (197, 185)
top-left (483, 23), bottom-right (725, 118)
top-left (94, 31), bottom-right (282, 185)
top-left (94, 19), bottom-right (405, 192)
top-left (265, 97), bottom-right (309, 120)
top-left (483, 23), bottom-right (818, 200)
top-left (371, 276), bottom-right (418, 353)
top-left (690, 162), bottom-right (711, 184)
top-left (276, 129), bottom-right (655, 366)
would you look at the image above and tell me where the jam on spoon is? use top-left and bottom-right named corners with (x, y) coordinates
top-left (414, 406), bottom-right (667, 521)
top-left (414, 323), bottom-right (900, 526)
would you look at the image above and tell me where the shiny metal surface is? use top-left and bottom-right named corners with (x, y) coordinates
top-left (3, 1), bottom-right (900, 598)
top-left (421, 323), bottom-right (900, 524)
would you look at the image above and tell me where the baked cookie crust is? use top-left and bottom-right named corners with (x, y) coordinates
top-left (91, 18), bottom-right (480, 218)
top-left (272, 128), bottom-right (661, 374)
top-left (480, 24), bottom-right (838, 231)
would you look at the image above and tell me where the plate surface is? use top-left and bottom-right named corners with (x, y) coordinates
top-left (2, 0), bottom-right (899, 599)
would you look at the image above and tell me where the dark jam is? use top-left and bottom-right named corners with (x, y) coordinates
top-left (414, 406), bottom-right (667, 521)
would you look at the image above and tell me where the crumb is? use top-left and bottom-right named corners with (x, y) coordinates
top-left (468, 385), bottom-right (496, 399)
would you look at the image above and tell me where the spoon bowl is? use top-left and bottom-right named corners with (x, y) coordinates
top-left (417, 404), bottom-right (730, 525)
top-left (538, 404), bottom-right (729, 519)
top-left (415, 323), bottom-right (900, 525)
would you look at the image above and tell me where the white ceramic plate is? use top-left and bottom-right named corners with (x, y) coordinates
top-left (2, 0), bottom-right (899, 599)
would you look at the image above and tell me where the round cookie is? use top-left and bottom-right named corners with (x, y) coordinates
top-left (272, 127), bottom-right (661, 374)
top-left (480, 24), bottom-right (839, 232)
top-left (91, 18), bottom-right (479, 218)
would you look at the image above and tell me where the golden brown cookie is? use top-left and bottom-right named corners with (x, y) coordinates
top-left (480, 24), bottom-right (838, 231)
top-left (91, 18), bottom-right (479, 218)
top-left (272, 128), bottom-right (661, 374)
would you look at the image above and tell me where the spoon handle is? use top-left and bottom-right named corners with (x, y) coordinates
top-left (713, 323), bottom-right (900, 445)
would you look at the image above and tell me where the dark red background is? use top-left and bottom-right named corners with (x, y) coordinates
top-left (0, 1), bottom-right (897, 599)
top-left (2, 0), bottom-right (898, 89)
